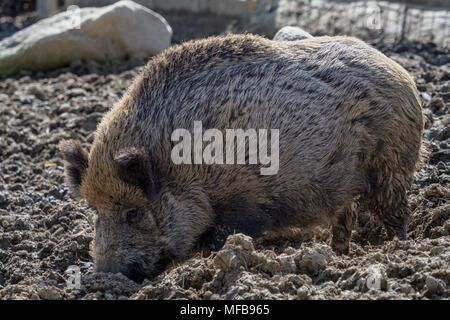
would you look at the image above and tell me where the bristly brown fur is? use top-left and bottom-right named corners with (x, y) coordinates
top-left (60, 34), bottom-right (424, 280)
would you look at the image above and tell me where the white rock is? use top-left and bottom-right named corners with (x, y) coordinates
top-left (0, 0), bottom-right (172, 77)
top-left (273, 26), bottom-right (313, 41)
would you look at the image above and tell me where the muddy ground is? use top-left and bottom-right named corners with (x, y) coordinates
top-left (0, 10), bottom-right (449, 300)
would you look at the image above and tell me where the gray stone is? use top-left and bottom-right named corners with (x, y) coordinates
top-left (273, 26), bottom-right (313, 41)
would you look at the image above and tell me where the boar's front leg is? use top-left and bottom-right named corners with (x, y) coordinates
top-left (331, 202), bottom-right (357, 255)
top-left (207, 196), bottom-right (275, 251)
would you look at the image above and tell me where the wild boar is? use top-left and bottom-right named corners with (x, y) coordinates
top-left (60, 34), bottom-right (423, 281)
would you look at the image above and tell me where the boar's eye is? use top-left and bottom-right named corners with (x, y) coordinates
top-left (125, 208), bottom-right (144, 225)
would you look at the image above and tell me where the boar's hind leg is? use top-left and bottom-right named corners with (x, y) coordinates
top-left (382, 198), bottom-right (410, 241)
top-left (331, 202), bottom-right (357, 255)
top-left (366, 171), bottom-right (411, 241)
top-left (377, 183), bottom-right (410, 241)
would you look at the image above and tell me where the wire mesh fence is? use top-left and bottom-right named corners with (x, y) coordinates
top-left (293, 0), bottom-right (449, 46)
top-left (243, 0), bottom-right (450, 48)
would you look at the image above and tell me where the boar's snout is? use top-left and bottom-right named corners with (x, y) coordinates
top-left (94, 258), bottom-right (147, 283)
top-left (94, 246), bottom-right (174, 283)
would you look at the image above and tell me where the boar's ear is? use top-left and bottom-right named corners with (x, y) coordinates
top-left (114, 148), bottom-right (161, 201)
top-left (59, 140), bottom-right (89, 199)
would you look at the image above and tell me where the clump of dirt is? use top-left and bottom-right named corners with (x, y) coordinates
top-left (0, 10), bottom-right (448, 300)
top-left (132, 233), bottom-right (449, 300)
